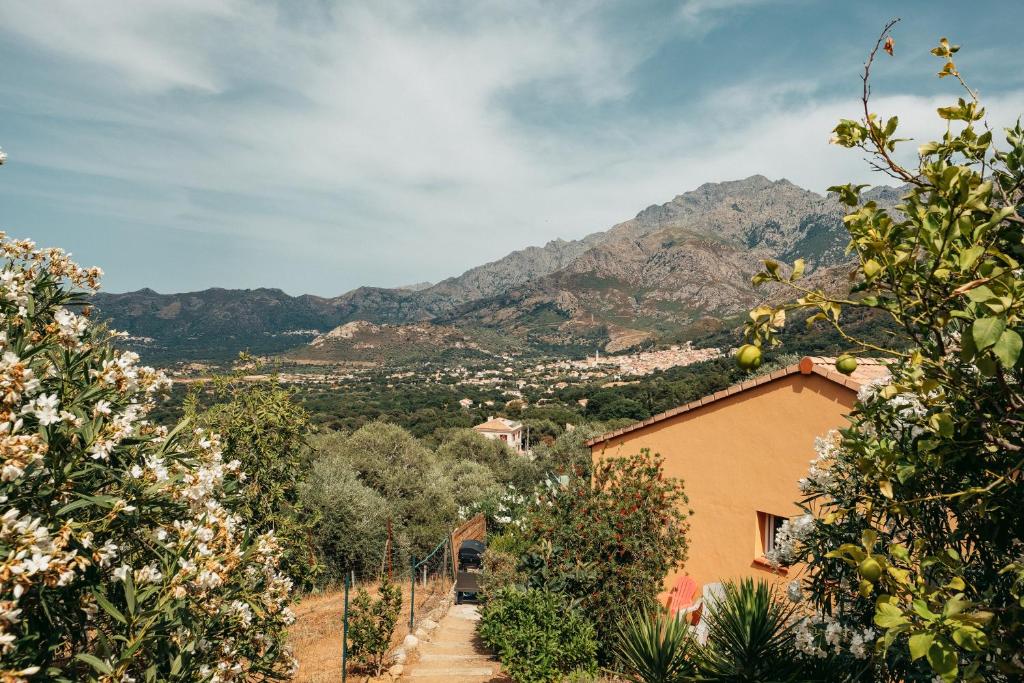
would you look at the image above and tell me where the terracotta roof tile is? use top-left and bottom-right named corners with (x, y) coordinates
top-left (474, 417), bottom-right (523, 432)
top-left (584, 356), bottom-right (891, 448)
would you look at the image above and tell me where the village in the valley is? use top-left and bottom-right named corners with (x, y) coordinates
top-left (170, 340), bottom-right (722, 400)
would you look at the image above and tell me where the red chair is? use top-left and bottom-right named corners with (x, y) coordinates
top-left (666, 575), bottom-right (700, 620)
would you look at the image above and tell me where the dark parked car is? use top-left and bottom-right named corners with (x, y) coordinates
top-left (454, 539), bottom-right (485, 603)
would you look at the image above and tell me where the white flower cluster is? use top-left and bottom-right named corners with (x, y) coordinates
top-left (765, 513), bottom-right (815, 566)
top-left (793, 612), bottom-right (876, 660)
top-left (799, 431), bottom-right (841, 495)
top-left (494, 485), bottom-right (527, 527)
top-left (0, 236), bottom-right (294, 681)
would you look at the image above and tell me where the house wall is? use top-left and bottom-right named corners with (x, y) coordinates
top-left (478, 429), bottom-right (524, 452)
top-left (590, 373), bottom-right (856, 594)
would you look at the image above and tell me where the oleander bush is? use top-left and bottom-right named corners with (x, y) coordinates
top-left (478, 587), bottom-right (597, 683)
top-left (519, 451), bottom-right (690, 662)
top-left (0, 235), bottom-right (296, 682)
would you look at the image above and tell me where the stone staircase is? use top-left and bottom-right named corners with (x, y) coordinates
top-left (403, 604), bottom-right (505, 682)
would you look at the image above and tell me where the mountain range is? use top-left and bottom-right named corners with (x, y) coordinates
top-left (92, 176), bottom-right (902, 364)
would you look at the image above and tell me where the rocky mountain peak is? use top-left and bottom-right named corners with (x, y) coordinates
top-left (92, 175), bottom-right (901, 363)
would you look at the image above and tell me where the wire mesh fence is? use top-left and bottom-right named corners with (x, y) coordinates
top-left (314, 515), bottom-right (485, 682)
top-left (408, 535), bottom-right (453, 633)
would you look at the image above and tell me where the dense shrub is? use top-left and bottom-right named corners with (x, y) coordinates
top-left (191, 374), bottom-right (318, 590)
top-left (0, 236), bottom-right (295, 681)
top-left (448, 459), bottom-right (502, 513)
top-left (478, 587), bottom-right (597, 683)
top-left (436, 428), bottom-right (516, 473)
top-left (347, 578), bottom-right (402, 676)
top-left (306, 424), bottom-right (458, 558)
top-left (530, 421), bottom-right (615, 476)
top-left (478, 547), bottom-right (522, 599)
top-left (745, 26), bottom-right (1024, 681)
top-left (300, 457), bottom-right (390, 583)
top-left (521, 451), bottom-right (690, 659)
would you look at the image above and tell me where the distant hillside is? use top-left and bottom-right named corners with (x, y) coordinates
top-left (91, 176), bottom-right (904, 364)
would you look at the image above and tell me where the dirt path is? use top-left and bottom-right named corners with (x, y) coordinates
top-left (402, 604), bottom-right (506, 682)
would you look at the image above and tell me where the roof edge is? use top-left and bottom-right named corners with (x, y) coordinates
top-left (584, 356), bottom-right (867, 448)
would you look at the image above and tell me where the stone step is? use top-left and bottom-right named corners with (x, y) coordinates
top-left (420, 646), bottom-right (485, 657)
top-left (419, 654), bottom-right (494, 663)
top-left (408, 667), bottom-right (496, 678)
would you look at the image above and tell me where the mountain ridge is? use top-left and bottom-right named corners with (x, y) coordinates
top-left (93, 176), bottom-right (904, 363)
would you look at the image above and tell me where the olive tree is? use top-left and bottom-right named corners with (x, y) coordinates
top-left (744, 22), bottom-right (1024, 682)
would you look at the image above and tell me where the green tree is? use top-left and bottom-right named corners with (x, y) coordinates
top-left (300, 457), bottom-right (391, 583)
top-left (436, 428), bottom-right (516, 474)
top-left (191, 372), bottom-right (318, 590)
top-left (744, 23), bottom-right (1024, 681)
top-left (308, 424), bottom-right (458, 557)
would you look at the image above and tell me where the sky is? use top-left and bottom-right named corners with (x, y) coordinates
top-left (1, 1), bottom-right (1023, 296)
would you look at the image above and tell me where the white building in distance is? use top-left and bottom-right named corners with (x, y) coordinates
top-left (473, 416), bottom-right (524, 454)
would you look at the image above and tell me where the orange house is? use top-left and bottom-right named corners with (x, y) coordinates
top-left (587, 356), bottom-right (888, 594)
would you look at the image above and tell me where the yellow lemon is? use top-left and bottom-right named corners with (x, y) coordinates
top-left (736, 344), bottom-right (762, 370)
top-left (836, 354), bottom-right (858, 375)
top-left (859, 557), bottom-right (884, 582)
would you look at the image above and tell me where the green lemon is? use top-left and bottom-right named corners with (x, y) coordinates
top-left (736, 344), bottom-right (762, 370)
top-left (859, 556), bottom-right (884, 582)
top-left (836, 354), bottom-right (858, 375)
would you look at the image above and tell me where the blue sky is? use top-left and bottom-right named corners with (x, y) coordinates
top-left (1, 1), bottom-right (1022, 295)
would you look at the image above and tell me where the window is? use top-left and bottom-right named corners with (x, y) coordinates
top-left (758, 511), bottom-right (788, 556)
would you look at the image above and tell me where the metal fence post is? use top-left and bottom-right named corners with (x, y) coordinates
top-left (342, 574), bottom-right (350, 683)
top-left (409, 555), bottom-right (416, 632)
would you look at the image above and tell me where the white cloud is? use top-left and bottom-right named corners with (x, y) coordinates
top-left (1, 1), bottom-right (1022, 294)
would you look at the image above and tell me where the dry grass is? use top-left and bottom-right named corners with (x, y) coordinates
top-left (288, 577), bottom-right (452, 682)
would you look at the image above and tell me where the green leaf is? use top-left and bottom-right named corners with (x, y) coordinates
top-left (971, 317), bottom-right (1005, 351)
top-left (93, 591), bottom-right (127, 625)
top-left (909, 632), bottom-right (933, 661)
top-left (952, 625), bottom-right (987, 651)
top-left (927, 639), bottom-right (958, 678)
top-left (993, 329), bottom-right (1022, 367)
top-left (75, 654), bottom-right (113, 675)
top-left (56, 497), bottom-right (95, 516)
top-left (124, 573), bottom-right (137, 617)
top-left (875, 602), bottom-right (910, 629)
top-left (959, 245), bottom-right (985, 271)
top-left (929, 413), bottom-right (954, 438)
top-left (912, 599), bottom-right (940, 621)
top-left (965, 285), bottom-right (995, 303)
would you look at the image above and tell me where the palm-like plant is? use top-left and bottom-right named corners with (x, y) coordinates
top-left (615, 608), bottom-right (698, 683)
top-left (694, 578), bottom-right (804, 682)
